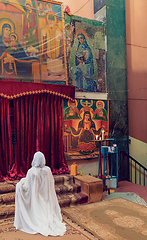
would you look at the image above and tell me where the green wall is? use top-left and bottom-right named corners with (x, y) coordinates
top-left (106, 0), bottom-right (129, 178)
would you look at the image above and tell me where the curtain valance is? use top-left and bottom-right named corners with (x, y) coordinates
top-left (0, 80), bottom-right (75, 100)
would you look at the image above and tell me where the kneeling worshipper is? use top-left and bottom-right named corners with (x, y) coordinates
top-left (14, 151), bottom-right (66, 236)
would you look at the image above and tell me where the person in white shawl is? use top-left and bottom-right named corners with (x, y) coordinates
top-left (14, 151), bottom-right (66, 236)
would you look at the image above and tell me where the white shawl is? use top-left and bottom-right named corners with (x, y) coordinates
top-left (14, 151), bottom-right (66, 236)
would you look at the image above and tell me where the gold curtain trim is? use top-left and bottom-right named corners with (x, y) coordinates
top-left (0, 89), bottom-right (74, 100)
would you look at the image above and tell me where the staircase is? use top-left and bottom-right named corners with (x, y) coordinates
top-left (0, 175), bottom-right (88, 219)
top-left (120, 150), bottom-right (147, 186)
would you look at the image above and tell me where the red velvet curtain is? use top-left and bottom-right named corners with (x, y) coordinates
top-left (0, 97), bottom-right (14, 181)
top-left (9, 93), bottom-right (69, 179)
top-left (0, 81), bottom-right (74, 180)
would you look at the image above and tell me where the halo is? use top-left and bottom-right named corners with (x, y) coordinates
top-left (76, 29), bottom-right (87, 40)
top-left (10, 32), bottom-right (18, 41)
top-left (25, 0), bottom-right (33, 8)
top-left (45, 2), bottom-right (52, 10)
top-left (96, 100), bottom-right (105, 109)
top-left (68, 99), bottom-right (77, 107)
top-left (45, 11), bottom-right (58, 26)
top-left (0, 19), bottom-right (15, 35)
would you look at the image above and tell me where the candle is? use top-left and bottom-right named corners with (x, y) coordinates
top-left (96, 135), bottom-right (98, 140)
top-left (102, 130), bottom-right (105, 140)
top-left (71, 162), bottom-right (77, 176)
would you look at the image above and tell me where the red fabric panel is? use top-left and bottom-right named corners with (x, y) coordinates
top-left (8, 93), bottom-right (69, 179)
top-left (0, 98), bottom-right (14, 181)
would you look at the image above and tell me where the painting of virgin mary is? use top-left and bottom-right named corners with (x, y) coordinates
top-left (71, 30), bottom-right (98, 92)
top-left (0, 22), bottom-right (39, 81)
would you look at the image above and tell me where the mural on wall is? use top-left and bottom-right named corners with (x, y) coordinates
top-left (0, 0), bottom-right (67, 84)
top-left (65, 15), bottom-right (106, 93)
top-left (63, 99), bottom-right (109, 155)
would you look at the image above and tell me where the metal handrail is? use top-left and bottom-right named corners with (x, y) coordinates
top-left (120, 150), bottom-right (147, 186)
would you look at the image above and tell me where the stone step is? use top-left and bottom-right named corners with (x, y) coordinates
top-left (0, 192), bottom-right (88, 219)
top-left (0, 174), bottom-right (88, 219)
top-left (0, 194), bottom-right (88, 219)
top-left (0, 181), bottom-right (16, 194)
top-left (0, 204), bottom-right (15, 219)
top-left (0, 184), bottom-right (82, 205)
top-left (58, 192), bottom-right (88, 207)
top-left (54, 174), bottom-right (75, 185)
top-left (55, 183), bottom-right (81, 194)
top-left (0, 192), bottom-right (15, 205)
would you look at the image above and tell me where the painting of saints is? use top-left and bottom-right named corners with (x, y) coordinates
top-left (70, 111), bottom-right (101, 154)
top-left (92, 100), bottom-right (108, 132)
top-left (38, 2), bottom-right (45, 16)
top-left (45, 2), bottom-right (52, 13)
top-left (71, 30), bottom-right (98, 92)
top-left (41, 11), bottom-right (64, 76)
top-left (6, 33), bottom-right (20, 54)
top-left (63, 99), bottom-right (82, 120)
top-left (0, 22), bottom-right (39, 81)
top-left (93, 101), bottom-right (108, 121)
top-left (63, 99), bottom-right (109, 154)
top-left (23, 0), bottom-right (39, 56)
top-left (78, 111), bottom-right (96, 143)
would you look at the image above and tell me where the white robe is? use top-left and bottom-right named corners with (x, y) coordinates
top-left (14, 152), bottom-right (66, 236)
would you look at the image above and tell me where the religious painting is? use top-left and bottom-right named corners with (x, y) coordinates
top-left (64, 14), bottom-right (106, 93)
top-left (37, 0), bottom-right (66, 84)
top-left (0, 0), bottom-right (67, 84)
top-left (0, 0), bottom-right (39, 82)
top-left (63, 99), bottom-right (109, 156)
